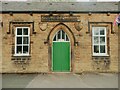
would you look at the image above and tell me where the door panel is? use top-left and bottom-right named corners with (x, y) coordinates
top-left (52, 42), bottom-right (70, 72)
top-left (53, 42), bottom-right (62, 71)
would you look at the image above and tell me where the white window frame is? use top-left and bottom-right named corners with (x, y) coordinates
top-left (14, 27), bottom-right (30, 56)
top-left (53, 30), bottom-right (70, 42)
top-left (92, 27), bottom-right (108, 56)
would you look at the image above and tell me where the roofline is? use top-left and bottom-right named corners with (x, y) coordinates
top-left (0, 11), bottom-right (120, 14)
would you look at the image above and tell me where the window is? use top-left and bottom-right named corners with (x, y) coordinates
top-left (15, 27), bottom-right (30, 56)
top-left (92, 27), bottom-right (108, 56)
top-left (53, 30), bottom-right (69, 42)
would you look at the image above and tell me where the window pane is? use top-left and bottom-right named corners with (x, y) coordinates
top-left (23, 46), bottom-right (28, 54)
top-left (17, 46), bottom-right (22, 54)
top-left (66, 34), bottom-right (69, 41)
top-left (100, 37), bottom-right (105, 44)
top-left (93, 28), bottom-right (99, 35)
top-left (53, 35), bottom-right (56, 41)
top-left (62, 30), bottom-right (65, 40)
top-left (100, 45), bottom-right (105, 53)
top-left (23, 37), bottom-right (29, 44)
top-left (58, 31), bottom-right (61, 40)
top-left (94, 45), bottom-right (99, 53)
top-left (94, 36), bottom-right (99, 44)
top-left (17, 37), bottom-right (22, 44)
top-left (23, 28), bottom-right (28, 35)
top-left (100, 29), bottom-right (105, 35)
top-left (17, 28), bottom-right (22, 35)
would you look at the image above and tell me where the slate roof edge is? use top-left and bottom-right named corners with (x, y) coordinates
top-left (0, 2), bottom-right (119, 13)
top-left (0, 11), bottom-right (120, 14)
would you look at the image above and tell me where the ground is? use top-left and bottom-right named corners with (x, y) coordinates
top-left (2, 73), bottom-right (118, 88)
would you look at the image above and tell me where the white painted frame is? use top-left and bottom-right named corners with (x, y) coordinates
top-left (53, 30), bottom-right (70, 42)
top-left (14, 27), bottom-right (30, 56)
top-left (92, 27), bottom-right (108, 56)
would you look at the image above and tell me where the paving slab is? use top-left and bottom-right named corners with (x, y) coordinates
top-left (26, 73), bottom-right (118, 88)
top-left (2, 74), bottom-right (37, 88)
top-left (2, 73), bottom-right (118, 88)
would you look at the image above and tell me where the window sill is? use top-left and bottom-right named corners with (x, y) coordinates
top-left (13, 54), bottom-right (30, 57)
top-left (92, 54), bottom-right (109, 57)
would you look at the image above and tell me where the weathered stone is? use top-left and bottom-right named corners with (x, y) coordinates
top-left (1, 13), bottom-right (119, 73)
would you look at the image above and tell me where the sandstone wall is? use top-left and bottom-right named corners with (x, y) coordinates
top-left (1, 13), bottom-right (119, 73)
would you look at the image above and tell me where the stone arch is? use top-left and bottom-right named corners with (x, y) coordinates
top-left (47, 23), bottom-right (75, 72)
top-left (47, 23), bottom-right (76, 46)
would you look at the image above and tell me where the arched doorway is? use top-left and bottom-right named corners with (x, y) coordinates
top-left (52, 30), bottom-right (70, 72)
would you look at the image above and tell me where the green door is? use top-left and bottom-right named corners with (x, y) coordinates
top-left (52, 42), bottom-right (70, 72)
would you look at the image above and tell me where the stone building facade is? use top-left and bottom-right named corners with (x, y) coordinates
top-left (0, 2), bottom-right (119, 73)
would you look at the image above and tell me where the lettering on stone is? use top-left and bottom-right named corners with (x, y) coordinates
top-left (41, 15), bottom-right (80, 22)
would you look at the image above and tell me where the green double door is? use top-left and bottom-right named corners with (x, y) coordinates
top-left (52, 42), bottom-right (70, 72)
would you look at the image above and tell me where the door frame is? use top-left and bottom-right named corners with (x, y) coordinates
top-left (47, 23), bottom-right (76, 73)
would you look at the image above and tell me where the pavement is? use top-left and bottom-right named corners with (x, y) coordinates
top-left (2, 73), bottom-right (118, 88)
top-left (2, 74), bottom-right (37, 88)
top-left (0, 74), bottom-right (2, 89)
